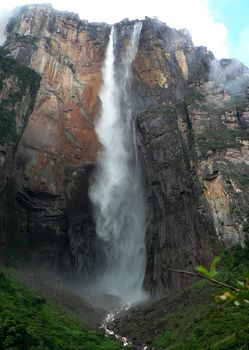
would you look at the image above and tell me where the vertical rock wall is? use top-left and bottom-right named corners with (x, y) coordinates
top-left (131, 20), bottom-right (249, 294)
top-left (0, 48), bottom-right (40, 262)
top-left (2, 5), bottom-right (109, 272)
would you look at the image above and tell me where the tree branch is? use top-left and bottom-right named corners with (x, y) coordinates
top-left (168, 268), bottom-right (239, 292)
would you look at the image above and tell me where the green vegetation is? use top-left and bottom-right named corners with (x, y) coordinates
top-left (0, 48), bottom-right (40, 92)
top-left (196, 128), bottom-right (245, 153)
top-left (13, 34), bottom-right (39, 45)
top-left (0, 268), bottom-right (122, 350)
top-left (236, 173), bottom-right (249, 189)
top-left (184, 87), bottom-right (204, 106)
top-left (215, 278), bottom-right (249, 306)
top-left (0, 48), bottom-right (40, 144)
top-left (195, 256), bottom-right (221, 278)
top-left (152, 241), bottom-right (249, 349)
top-left (220, 162), bottom-right (249, 223)
top-left (185, 50), bottom-right (209, 83)
top-left (159, 302), bottom-right (249, 350)
top-left (193, 256), bottom-right (249, 306)
top-left (108, 241), bottom-right (249, 350)
top-left (0, 107), bottom-right (17, 143)
top-left (154, 331), bottom-right (176, 349)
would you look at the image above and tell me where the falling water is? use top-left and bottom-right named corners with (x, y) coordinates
top-left (89, 22), bottom-right (148, 304)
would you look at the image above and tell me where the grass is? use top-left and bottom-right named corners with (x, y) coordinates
top-left (0, 268), bottom-right (123, 350)
top-left (153, 298), bottom-right (249, 349)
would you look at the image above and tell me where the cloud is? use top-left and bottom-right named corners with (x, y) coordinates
top-left (144, 0), bottom-right (230, 59)
top-left (0, 9), bottom-right (11, 46)
top-left (0, 0), bottom-right (230, 59)
top-left (0, 22), bottom-right (6, 46)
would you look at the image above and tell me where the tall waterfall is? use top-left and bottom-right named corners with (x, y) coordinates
top-left (89, 23), bottom-right (148, 304)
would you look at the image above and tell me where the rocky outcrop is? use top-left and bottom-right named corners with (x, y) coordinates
top-left (1, 5), bottom-right (249, 295)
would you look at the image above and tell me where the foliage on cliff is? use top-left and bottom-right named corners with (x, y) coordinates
top-left (0, 48), bottom-right (40, 144)
top-left (0, 268), bottom-right (122, 350)
top-left (153, 241), bottom-right (249, 349)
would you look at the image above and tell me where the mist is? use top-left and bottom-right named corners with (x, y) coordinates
top-left (209, 58), bottom-right (249, 97)
top-left (0, 11), bottom-right (10, 46)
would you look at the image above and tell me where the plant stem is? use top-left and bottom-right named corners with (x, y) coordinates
top-left (168, 268), bottom-right (239, 292)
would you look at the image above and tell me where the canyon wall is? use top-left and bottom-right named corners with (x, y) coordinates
top-left (1, 5), bottom-right (249, 295)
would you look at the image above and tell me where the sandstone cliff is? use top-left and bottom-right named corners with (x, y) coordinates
top-left (2, 4), bottom-right (108, 274)
top-left (1, 4), bottom-right (249, 296)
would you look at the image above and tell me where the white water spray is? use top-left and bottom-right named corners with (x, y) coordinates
top-left (89, 23), bottom-right (148, 304)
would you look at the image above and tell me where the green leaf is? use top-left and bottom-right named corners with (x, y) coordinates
top-left (210, 256), bottom-right (221, 276)
top-left (237, 281), bottom-right (245, 288)
top-left (195, 265), bottom-right (211, 277)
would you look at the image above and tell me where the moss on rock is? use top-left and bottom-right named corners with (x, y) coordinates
top-left (0, 48), bottom-right (40, 144)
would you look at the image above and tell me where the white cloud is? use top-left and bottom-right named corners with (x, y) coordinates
top-left (0, 0), bottom-right (230, 59)
top-left (0, 19), bottom-right (7, 45)
top-left (0, 8), bottom-right (12, 45)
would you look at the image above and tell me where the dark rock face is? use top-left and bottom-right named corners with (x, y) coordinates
top-left (136, 106), bottom-right (218, 294)
top-left (1, 5), bottom-right (249, 295)
top-left (0, 49), bottom-right (40, 262)
top-left (132, 21), bottom-right (249, 294)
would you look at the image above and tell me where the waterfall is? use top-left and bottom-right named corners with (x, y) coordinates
top-left (89, 22), bottom-right (148, 304)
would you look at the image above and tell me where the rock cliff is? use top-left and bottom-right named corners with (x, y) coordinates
top-left (1, 4), bottom-right (249, 296)
top-left (2, 4), bottom-right (108, 274)
top-left (0, 46), bottom-right (40, 262)
top-left (132, 21), bottom-right (249, 294)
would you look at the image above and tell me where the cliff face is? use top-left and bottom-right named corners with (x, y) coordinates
top-left (132, 25), bottom-right (249, 293)
top-left (0, 47), bottom-right (40, 262)
top-left (1, 5), bottom-right (249, 295)
top-left (2, 5), bottom-right (109, 273)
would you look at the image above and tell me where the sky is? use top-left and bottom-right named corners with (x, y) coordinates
top-left (0, 0), bottom-right (248, 66)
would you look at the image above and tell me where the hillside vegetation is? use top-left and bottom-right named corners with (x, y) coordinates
top-left (113, 239), bottom-right (249, 350)
top-left (0, 268), bottom-right (122, 350)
